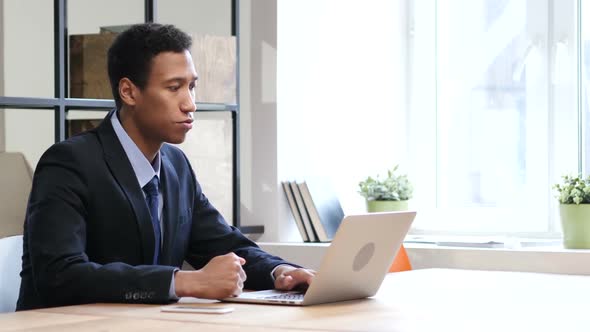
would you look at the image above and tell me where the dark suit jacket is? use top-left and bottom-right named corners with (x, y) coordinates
top-left (17, 110), bottom-right (289, 310)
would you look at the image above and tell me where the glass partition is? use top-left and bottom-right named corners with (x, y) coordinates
top-left (176, 112), bottom-right (234, 224)
top-left (68, 0), bottom-right (144, 99)
top-left (160, 0), bottom-right (235, 105)
top-left (66, 110), bottom-right (108, 138)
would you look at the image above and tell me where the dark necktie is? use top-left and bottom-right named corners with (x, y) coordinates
top-left (143, 176), bottom-right (160, 265)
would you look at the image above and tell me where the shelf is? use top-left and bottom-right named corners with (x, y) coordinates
top-left (0, 97), bottom-right (237, 113)
top-left (196, 103), bottom-right (238, 112)
top-left (238, 225), bottom-right (265, 234)
top-left (0, 96), bottom-right (59, 109)
top-left (0, 96), bottom-right (114, 109)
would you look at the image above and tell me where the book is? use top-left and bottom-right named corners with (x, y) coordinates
top-left (281, 181), bottom-right (309, 242)
top-left (289, 182), bottom-right (319, 242)
top-left (297, 179), bottom-right (344, 242)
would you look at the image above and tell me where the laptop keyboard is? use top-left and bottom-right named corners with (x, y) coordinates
top-left (263, 293), bottom-right (304, 301)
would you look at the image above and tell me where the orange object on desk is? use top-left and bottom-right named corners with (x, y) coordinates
top-left (389, 245), bottom-right (412, 272)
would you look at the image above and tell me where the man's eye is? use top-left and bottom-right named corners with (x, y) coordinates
top-left (189, 83), bottom-right (196, 90)
top-left (168, 86), bottom-right (180, 92)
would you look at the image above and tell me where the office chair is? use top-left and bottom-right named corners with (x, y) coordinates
top-left (0, 235), bottom-right (23, 312)
top-left (0, 152), bottom-right (32, 238)
top-left (389, 244), bottom-right (412, 272)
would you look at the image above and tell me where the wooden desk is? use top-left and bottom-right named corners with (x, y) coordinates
top-left (2, 269), bottom-right (589, 332)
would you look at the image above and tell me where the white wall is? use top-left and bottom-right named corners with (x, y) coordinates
top-left (159, 0), bottom-right (231, 36)
top-left (68, 0), bottom-right (143, 34)
top-left (2, 0), bottom-right (54, 168)
top-left (238, 0), bottom-right (283, 240)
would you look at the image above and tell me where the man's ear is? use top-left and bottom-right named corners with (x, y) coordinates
top-left (119, 78), bottom-right (139, 107)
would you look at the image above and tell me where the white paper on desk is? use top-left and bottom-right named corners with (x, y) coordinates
top-left (178, 297), bottom-right (221, 304)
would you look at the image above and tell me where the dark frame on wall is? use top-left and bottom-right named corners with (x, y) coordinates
top-left (0, 0), bottom-right (262, 234)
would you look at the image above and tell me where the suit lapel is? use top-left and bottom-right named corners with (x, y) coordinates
top-left (96, 110), bottom-right (156, 265)
top-left (160, 150), bottom-right (180, 265)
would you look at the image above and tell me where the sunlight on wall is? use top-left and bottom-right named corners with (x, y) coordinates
top-left (277, 0), bottom-right (409, 215)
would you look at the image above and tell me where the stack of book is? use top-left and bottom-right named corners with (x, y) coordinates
top-left (281, 179), bottom-right (344, 242)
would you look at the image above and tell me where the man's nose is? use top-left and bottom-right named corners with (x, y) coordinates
top-left (181, 94), bottom-right (196, 113)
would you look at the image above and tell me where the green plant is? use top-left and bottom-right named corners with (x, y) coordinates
top-left (553, 175), bottom-right (590, 204)
top-left (358, 165), bottom-right (413, 201)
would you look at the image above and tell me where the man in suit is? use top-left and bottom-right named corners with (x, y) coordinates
top-left (17, 23), bottom-right (313, 310)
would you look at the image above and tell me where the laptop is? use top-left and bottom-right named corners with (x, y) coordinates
top-left (222, 211), bottom-right (416, 306)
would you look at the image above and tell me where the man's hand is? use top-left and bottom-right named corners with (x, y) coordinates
top-left (174, 253), bottom-right (247, 299)
top-left (273, 265), bottom-right (316, 291)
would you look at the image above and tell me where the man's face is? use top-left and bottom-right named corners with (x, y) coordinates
top-left (133, 50), bottom-right (198, 145)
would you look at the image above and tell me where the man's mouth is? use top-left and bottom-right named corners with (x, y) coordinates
top-left (177, 119), bottom-right (194, 130)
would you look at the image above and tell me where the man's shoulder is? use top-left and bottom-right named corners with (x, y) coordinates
top-left (54, 131), bottom-right (99, 150)
top-left (41, 131), bottom-right (101, 163)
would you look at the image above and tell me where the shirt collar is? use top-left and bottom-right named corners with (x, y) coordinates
top-left (111, 110), bottom-right (161, 188)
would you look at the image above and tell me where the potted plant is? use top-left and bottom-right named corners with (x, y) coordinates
top-left (358, 165), bottom-right (413, 212)
top-left (553, 175), bottom-right (590, 249)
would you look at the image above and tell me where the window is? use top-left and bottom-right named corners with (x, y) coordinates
top-left (583, 0), bottom-right (590, 173)
top-left (409, 0), bottom-right (581, 236)
top-left (276, 0), bottom-right (586, 241)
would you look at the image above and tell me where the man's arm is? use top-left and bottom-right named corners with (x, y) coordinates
top-left (180, 156), bottom-right (298, 292)
top-left (181, 184), bottom-right (290, 291)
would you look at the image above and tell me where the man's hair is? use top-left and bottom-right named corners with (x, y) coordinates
top-left (107, 23), bottom-right (192, 109)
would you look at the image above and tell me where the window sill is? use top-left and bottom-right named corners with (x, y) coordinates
top-left (258, 240), bottom-right (590, 275)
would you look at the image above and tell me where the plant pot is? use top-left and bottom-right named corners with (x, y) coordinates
top-left (366, 200), bottom-right (408, 213)
top-left (559, 204), bottom-right (590, 249)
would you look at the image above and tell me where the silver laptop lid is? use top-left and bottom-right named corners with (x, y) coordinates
top-left (301, 211), bottom-right (415, 305)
